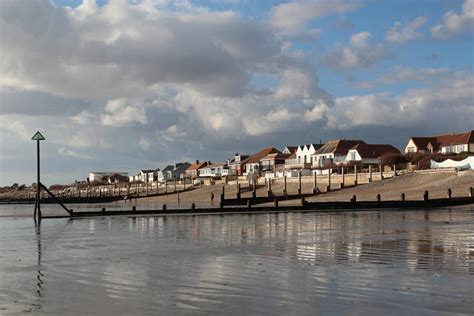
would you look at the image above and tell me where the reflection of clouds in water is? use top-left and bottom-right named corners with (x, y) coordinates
top-left (89, 219), bottom-right (95, 234)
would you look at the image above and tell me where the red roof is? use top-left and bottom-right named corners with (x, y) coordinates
top-left (244, 147), bottom-right (281, 164)
top-left (186, 161), bottom-right (208, 171)
top-left (409, 130), bottom-right (474, 151)
top-left (350, 143), bottom-right (400, 158)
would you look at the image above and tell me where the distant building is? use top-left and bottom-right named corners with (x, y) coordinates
top-left (185, 160), bottom-right (208, 179)
top-left (198, 162), bottom-right (229, 178)
top-left (243, 147), bottom-right (282, 175)
top-left (89, 171), bottom-right (128, 183)
top-left (158, 162), bottom-right (191, 182)
top-left (260, 152), bottom-right (290, 172)
top-left (227, 153), bottom-right (250, 176)
top-left (286, 144), bottom-right (323, 170)
top-left (404, 130), bottom-right (474, 154)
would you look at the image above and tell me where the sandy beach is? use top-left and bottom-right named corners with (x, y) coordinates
top-left (123, 170), bottom-right (474, 209)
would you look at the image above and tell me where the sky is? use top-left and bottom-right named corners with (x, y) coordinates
top-left (0, 0), bottom-right (473, 186)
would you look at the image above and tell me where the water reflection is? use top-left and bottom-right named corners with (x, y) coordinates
top-left (0, 209), bottom-right (472, 315)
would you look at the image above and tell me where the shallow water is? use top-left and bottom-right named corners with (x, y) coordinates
top-left (0, 208), bottom-right (473, 315)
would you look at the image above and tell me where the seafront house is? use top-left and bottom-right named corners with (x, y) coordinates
top-left (312, 139), bottom-right (366, 170)
top-left (243, 147), bottom-right (282, 175)
top-left (185, 160), bottom-right (208, 179)
top-left (260, 152), bottom-right (290, 172)
top-left (157, 165), bottom-right (174, 183)
top-left (285, 144), bottom-right (323, 170)
top-left (344, 143), bottom-right (401, 165)
top-left (139, 169), bottom-right (159, 183)
top-left (89, 171), bottom-right (128, 183)
top-left (404, 130), bottom-right (474, 154)
top-left (227, 153), bottom-right (250, 176)
top-left (157, 163), bottom-right (191, 182)
top-left (198, 162), bottom-right (229, 178)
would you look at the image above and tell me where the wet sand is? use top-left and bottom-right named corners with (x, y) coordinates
top-left (0, 208), bottom-right (473, 315)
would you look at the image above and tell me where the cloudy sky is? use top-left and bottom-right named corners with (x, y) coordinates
top-left (0, 0), bottom-right (473, 185)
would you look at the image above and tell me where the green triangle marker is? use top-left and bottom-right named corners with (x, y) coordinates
top-left (31, 131), bottom-right (46, 141)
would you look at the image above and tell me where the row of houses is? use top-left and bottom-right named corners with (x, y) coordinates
top-left (90, 130), bottom-right (474, 183)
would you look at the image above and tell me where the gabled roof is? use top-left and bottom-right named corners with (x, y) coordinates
top-left (173, 162), bottom-right (191, 171)
top-left (243, 147), bottom-right (282, 164)
top-left (314, 139), bottom-right (366, 156)
top-left (283, 146), bottom-right (298, 154)
top-left (409, 130), bottom-right (474, 151)
top-left (350, 143), bottom-right (400, 158)
top-left (161, 165), bottom-right (174, 172)
top-left (186, 161), bottom-right (208, 171)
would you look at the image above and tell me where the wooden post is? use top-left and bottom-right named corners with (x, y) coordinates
top-left (191, 203), bottom-right (196, 210)
top-left (401, 193), bottom-right (405, 202)
top-left (393, 164), bottom-right (397, 177)
top-left (136, 183), bottom-right (139, 196)
top-left (283, 176), bottom-right (287, 196)
top-left (423, 190), bottom-right (429, 202)
top-left (268, 178), bottom-right (272, 197)
top-left (163, 204), bottom-right (167, 211)
top-left (102, 207), bottom-right (106, 214)
top-left (222, 185), bottom-right (225, 200)
top-left (327, 170), bottom-right (331, 192)
top-left (274, 199), bottom-right (279, 208)
top-left (341, 167), bottom-right (345, 188)
top-left (301, 197), bottom-right (305, 208)
top-left (447, 188), bottom-right (452, 199)
top-left (247, 200), bottom-right (251, 210)
top-left (354, 165), bottom-right (358, 185)
top-left (146, 181), bottom-right (149, 196)
top-left (470, 187), bottom-right (473, 197)
top-left (174, 180), bottom-right (177, 192)
top-left (132, 206), bottom-right (136, 212)
top-left (380, 164), bottom-right (384, 180)
top-left (377, 194), bottom-right (381, 204)
top-left (369, 165), bottom-right (373, 182)
top-left (237, 183), bottom-right (241, 199)
top-left (127, 183), bottom-right (130, 197)
top-left (351, 195), bottom-right (356, 203)
top-left (252, 178), bottom-right (257, 198)
top-left (313, 172), bottom-right (318, 193)
top-left (298, 171), bottom-right (302, 195)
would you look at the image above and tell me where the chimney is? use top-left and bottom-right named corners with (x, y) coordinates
top-left (320, 139), bottom-right (322, 144)
top-left (196, 160), bottom-right (199, 164)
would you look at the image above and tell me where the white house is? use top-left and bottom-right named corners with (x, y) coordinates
top-left (89, 171), bottom-right (128, 182)
top-left (312, 139), bottom-right (365, 169)
top-left (198, 163), bottom-right (228, 178)
top-left (158, 163), bottom-right (191, 182)
top-left (285, 144), bottom-right (322, 170)
top-left (344, 143), bottom-right (400, 165)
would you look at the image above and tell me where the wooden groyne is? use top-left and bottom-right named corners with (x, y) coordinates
top-left (40, 187), bottom-right (474, 219)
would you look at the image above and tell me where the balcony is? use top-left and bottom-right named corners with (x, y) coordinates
top-left (285, 159), bottom-right (311, 169)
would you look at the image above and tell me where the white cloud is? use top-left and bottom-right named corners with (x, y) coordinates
top-left (386, 16), bottom-right (427, 43)
top-left (269, 0), bottom-right (361, 40)
top-left (101, 99), bottom-right (147, 127)
top-left (331, 74), bottom-right (474, 129)
top-left (322, 32), bottom-right (385, 70)
top-left (354, 66), bottom-right (460, 89)
top-left (58, 147), bottom-right (93, 160)
top-left (431, 0), bottom-right (474, 39)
